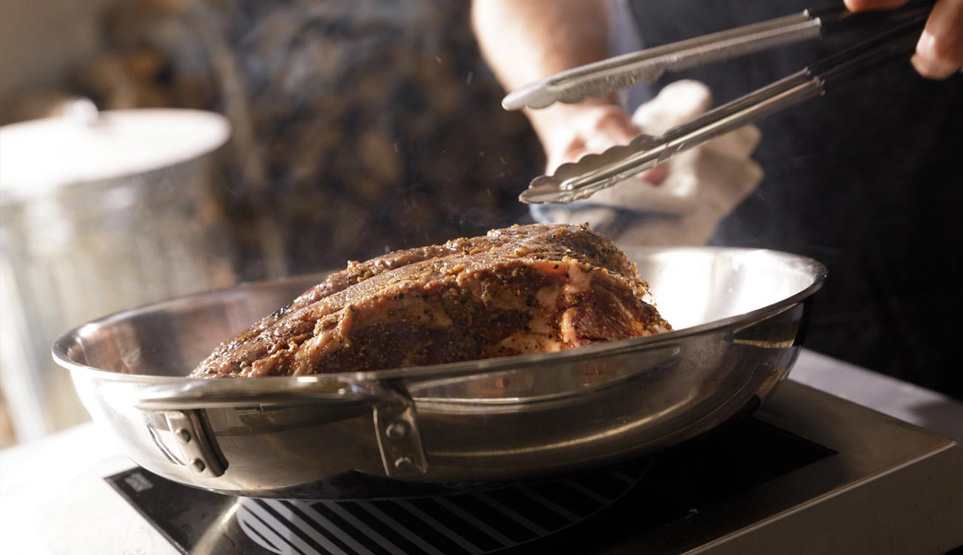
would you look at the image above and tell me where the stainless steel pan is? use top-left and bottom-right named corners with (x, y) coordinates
top-left (53, 246), bottom-right (826, 498)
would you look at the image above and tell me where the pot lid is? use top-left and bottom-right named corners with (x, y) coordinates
top-left (0, 101), bottom-right (231, 203)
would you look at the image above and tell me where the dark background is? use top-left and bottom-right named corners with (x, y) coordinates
top-left (631, 0), bottom-right (963, 401)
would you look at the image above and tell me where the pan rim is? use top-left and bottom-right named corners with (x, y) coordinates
top-left (51, 246), bottom-right (827, 388)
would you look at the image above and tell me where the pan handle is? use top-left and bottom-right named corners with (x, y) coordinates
top-left (136, 377), bottom-right (430, 479)
top-left (133, 376), bottom-right (394, 410)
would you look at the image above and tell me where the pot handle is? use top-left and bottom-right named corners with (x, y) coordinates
top-left (143, 408), bottom-right (229, 478)
top-left (135, 377), bottom-right (429, 479)
top-left (134, 376), bottom-right (394, 410)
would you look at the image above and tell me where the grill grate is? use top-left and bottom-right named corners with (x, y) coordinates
top-left (108, 461), bottom-right (650, 555)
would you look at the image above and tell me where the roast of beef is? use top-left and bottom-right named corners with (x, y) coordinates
top-left (191, 223), bottom-right (670, 378)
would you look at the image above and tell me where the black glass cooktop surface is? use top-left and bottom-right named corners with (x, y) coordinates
top-left (106, 416), bottom-right (833, 555)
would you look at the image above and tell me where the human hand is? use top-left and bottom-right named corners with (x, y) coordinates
top-left (535, 101), bottom-right (668, 184)
top-left (845, 0), bottom-right (963, 79)
top-left (534, 81), bottom-right (763, 247)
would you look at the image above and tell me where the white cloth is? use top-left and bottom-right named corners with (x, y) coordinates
top-left (534, 80), bottom-right (764, 246)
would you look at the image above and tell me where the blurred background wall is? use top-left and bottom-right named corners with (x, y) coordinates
top-left (0, 0), bottom-right (113, 106)
top-left (0, 0), bottom-right (543, 448)
top-left (0, 0), bottom-right (114, 449)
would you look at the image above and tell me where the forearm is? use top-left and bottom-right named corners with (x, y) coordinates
top-left (471, 0), bottom-right (616, 144)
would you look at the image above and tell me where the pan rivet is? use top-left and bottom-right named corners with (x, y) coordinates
top-left (385, 422), bottom-right (408, 440)
top-left (394, 456), bottom-right (413, 469)
top-left (190, 458), bottom-right (206, 473)
top-left (175, 428), bottom-right (191, 443)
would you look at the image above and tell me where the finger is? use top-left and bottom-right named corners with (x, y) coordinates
top-left (545, 138), bottom-right (586, 174)
top-left (912, 0), bottom-right (963, 79)
top-left (585, 117), bottom-right (667, 184)
top-left (844, 0), bottom-right (910, 12)
top-left (641, 164), bottom-right (669, 185)
top-left (590, 110), bottom-right (638, 146)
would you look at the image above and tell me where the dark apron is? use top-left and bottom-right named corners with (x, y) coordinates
top-left (628, 0), bottom-right (963, 397)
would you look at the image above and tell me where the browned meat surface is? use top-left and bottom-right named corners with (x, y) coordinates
top-left (191, 223), bottom-right (670, 378)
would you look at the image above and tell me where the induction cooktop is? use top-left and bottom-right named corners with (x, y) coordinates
top-left (106, 382), bottom-right (963, 554)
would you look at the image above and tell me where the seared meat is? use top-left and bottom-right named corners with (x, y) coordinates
top-left (191, 224), bottom-right (670, 378)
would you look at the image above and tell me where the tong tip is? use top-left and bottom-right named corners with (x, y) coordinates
top-left (504, 56), bottom-right (669, 111)
top-left (519, 176), bottom-right (569, 204)
top-left (502, 81), bottom-right (555, 111)
top-left (519, 138), bottom-right (660, 205)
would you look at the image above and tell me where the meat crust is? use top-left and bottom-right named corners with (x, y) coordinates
top-left (191, 223), bottom-right (670, 378)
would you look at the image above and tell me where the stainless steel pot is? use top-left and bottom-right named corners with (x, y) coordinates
top-left (53, 246), bottom-right (826, 498)
top-left (0, 105), bottom-right (235, 441)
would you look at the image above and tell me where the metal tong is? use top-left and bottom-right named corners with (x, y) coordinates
top-left (507, 2), bottom-right (932, 205)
